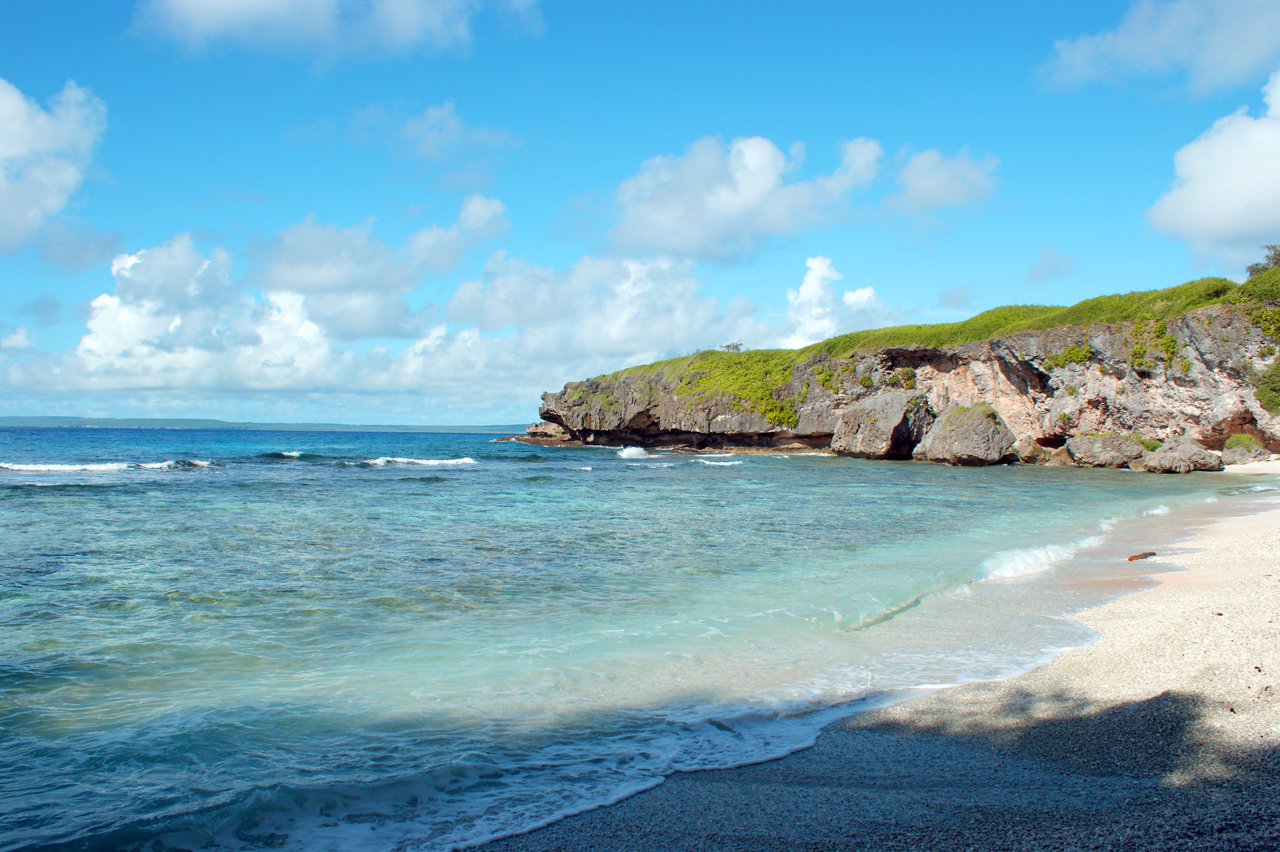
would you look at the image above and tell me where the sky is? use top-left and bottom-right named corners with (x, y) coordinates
top-left (2, 0), bottom-right (1280, 424)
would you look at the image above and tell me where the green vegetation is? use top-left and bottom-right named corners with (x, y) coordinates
top-left (1065, 385), bottom-right (1077, 396)
top-left (814, 365), bottom-right (840, 393)
top-left (1224, 433), bottom-right (1264, 451)
top-left (1044, 342), bottom-right (1093, 368)
top-left (662, 349), bottom-right (801, 427)
top-left (804, 277), bottom-right (1236, 358)
top-left (581, 276), bottom-right (1277, 428)
top-left (1253, 359), bottom-right (1280, 414)
top-left (1245, 244), bottom-right (1280, 280)
top-left (1085, 432), bottom-right (1162, 452)
top-left (1262, 344), bottom-right (1276, 357)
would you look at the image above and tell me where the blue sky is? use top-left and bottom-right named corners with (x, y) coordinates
top-left (2, 0), bottom-right (1280, 424)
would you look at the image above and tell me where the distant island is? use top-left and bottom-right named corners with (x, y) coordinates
top-left (524, 268), bottom-right (1280, 473)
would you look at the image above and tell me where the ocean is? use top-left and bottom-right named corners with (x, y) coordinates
top-left (2, 426), bottom-right (1275, 851)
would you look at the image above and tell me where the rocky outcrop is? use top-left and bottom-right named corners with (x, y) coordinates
top-left (1222, 444), bottom-right (1271, 465)
top-left (1012, 436), bottom-right (1048, 464)
top-left (912, 402), bottom-right (1017, 466)
top-left (532, 302), bottom-right (1280, 469)
top-left (1131, 438), bottom-right (1224, 473)
top-left (525, 421), bottom-right (573, 441)
top-left (1065, 435), bottom-right (1147, 468)
top-left (831, 392), bottom-right (933, 459)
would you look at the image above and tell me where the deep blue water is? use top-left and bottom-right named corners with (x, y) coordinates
top-left (1, 427), bottom-right (1274, 851)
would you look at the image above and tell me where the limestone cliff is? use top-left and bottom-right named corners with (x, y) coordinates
top-left (535, 301), bottom-right (1280, 457)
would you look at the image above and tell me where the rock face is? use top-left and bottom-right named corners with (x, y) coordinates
top-left (1222, 445), bottom-right (1271, 465)
top-left (912, 402), bottom-right (1017, 466)
top-left (1065, 434), bottom-right (1147, 468)
top-left (534, 303), bottom-right (1280, 468)
top-left (831, 392), bottom-right (933, 459)
top-left (1131, 438), bottom-right (1224, 473)
top-left (1012, 436), bottom-right (1048, 464)
top-left (525, 421), bottom-right (573, 441)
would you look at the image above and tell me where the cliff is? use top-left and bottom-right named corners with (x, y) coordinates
top-left (531, 275), bottom-right (1280, 462)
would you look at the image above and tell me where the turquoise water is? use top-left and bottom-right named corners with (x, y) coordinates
top-left (2, 427), bottom-right (1275, 851)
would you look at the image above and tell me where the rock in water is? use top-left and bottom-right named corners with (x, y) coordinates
top-left (831, 392), bottom-right (934, 459)
top-left (1012, 436), bottom-right (1048, 464)
top-left (913, 402), bottom-right (1017, 466)
top-left (1131, 437), bottom-right (1223, 473)
top-left (1065, 434), bottom-right (1146, 468)
top-left (525, 421), bottom-right (573, 441)
top-left (1044, 446), bottom-right (1076, 467)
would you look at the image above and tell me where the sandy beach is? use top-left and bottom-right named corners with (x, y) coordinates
top-left (481, 501), bottom-right (1280, 851)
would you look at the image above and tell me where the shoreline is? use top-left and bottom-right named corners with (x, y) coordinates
top-left (479, 490), bottom-right (1280, 851)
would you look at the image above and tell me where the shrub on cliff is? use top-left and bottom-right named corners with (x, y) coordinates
top-left (1224, 433), bottom-right (1264, 451)
top-left (1245, 244), bottom-right (1280, 280)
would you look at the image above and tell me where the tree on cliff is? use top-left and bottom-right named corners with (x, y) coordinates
top-left (1247, 244), bottom-right (1280, 278)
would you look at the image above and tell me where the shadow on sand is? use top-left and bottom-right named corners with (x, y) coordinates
top-left (480, 689), bottom-right (1280, 852)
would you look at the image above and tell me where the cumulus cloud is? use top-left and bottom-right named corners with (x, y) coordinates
top-left (1026, 247), bottom-right (1079, 283)
top-left (885, 148), bottom-right (999, 217)
top-left (258, 194), bottom-right (507, 338)
top-left (398, 100), bottom-right (520, 160)
top-left (6, 238), bottom-right (761, 411)
top-left (1043, 0), bottom-right (1280, 94)
top-left (609, 135), bottom-right (883, 261)
top-left (137, 0), bottom-right (540, 54)
top-left (5, 243), bottom-right (915, 419)
top-left (1146, 70), bottom-right (1280, 264)
top-left (0, 77), bottom-right (106, 253)
top-left (1, 327), bottom-right (32, 351)
top-left (777, 256), bottom-right (901, 348)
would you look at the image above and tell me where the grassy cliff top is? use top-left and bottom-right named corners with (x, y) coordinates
top-left (569, 274), bottom-right (1276, 427)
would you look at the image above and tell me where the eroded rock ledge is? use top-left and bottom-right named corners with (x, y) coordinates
top-left (525, 304), bottom-right (1280, 471)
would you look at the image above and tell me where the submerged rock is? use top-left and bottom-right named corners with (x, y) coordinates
top-left (1065, 434), bottom-right (1147, 468)
top-left (1131, 438), bottom-right (1223, 473)
top-left (913, 402), bottom-right (1017, 466)
top-left (831, 392), bottom-right (934, 459)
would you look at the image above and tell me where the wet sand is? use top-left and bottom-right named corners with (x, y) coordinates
top-left (481, 505), bottom-right (1280, 851)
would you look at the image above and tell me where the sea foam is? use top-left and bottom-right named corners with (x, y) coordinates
top-left (362, 457), bottom-right (477, 467)
top-left (618, 447), bottom-right (649, 459)
top-left (978, 536), bottom-right (1102, 581)
top-left (1, 462), bottom-right (129, 472)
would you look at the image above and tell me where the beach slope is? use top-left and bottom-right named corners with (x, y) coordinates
top-left (481, 508), bottom-right (1280, 851)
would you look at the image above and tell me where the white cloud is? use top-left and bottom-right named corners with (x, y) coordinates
top-left (259, 194), bottom-right (507, 338)
top-left (6, 239), bottom-right (763, 412)
top-left (885, 148), bottom-right (999, 216)
top-left (1146, 70), bottom-right (1280, 264)
top-left (1026, 246), bottom-right (1079, 283)
top-left (0, 77), bottom-right (106, 252)
top-left (1044, 0), bottom-right (1280, 94)
top-left (137, 0), bottom-right (539, 54)
top-left (777, 256), bottom-right (902, 348)
top-left (609, 135), bottom-right (883, 261)
top-left (398, 100), bottom-right (520, 160)
top-left (7, 239), bottom-right (915, 418)
top-left (1, 327), bottom-right (32, 351)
